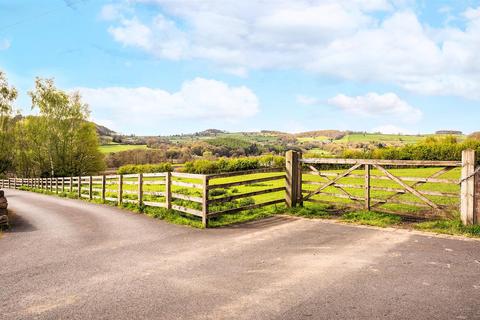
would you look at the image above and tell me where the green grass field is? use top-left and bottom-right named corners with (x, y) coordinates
top-left (337, 133), bottom-right (425, 144)
top-left (297, 136), bottom-right (330, 143)
top-left (99, 144), bottom-right (148, 154)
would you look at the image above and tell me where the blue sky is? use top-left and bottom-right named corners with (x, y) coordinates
top-left (1, 0), bottom-right (479, 135)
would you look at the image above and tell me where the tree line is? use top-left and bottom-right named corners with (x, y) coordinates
top-left (339, 136), bottom-right (480, 164)
top-left (0, 70), bottom-right (105, 178)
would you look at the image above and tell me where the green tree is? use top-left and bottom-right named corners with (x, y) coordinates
top-left (0, 71), bottom-right (18, 176)
top-left (13, 116), bottom-right (50, 177)
top-left (27, 77), bottom-right (105, 176)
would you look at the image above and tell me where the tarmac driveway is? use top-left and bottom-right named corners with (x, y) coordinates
top-left (1, 189), bottom-right (479, 319)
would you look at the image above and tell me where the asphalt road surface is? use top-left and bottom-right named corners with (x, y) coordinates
top-left (1, 189), bottom-right (480, 319)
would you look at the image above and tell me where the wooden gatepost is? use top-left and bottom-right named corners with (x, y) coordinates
top-left (285, 150), bottom-right (302, 208)
top-left (460, 149), bottom-right (479, 225)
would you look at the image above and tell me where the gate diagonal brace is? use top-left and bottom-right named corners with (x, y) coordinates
top-left (372, 166), bottom-right (454, 208)
top-left (307, 165), bottom-right (358, 201)
top-left (304, 163), bottom-right (362, 201)
top-left (372, 164), bottom-right (439, 210)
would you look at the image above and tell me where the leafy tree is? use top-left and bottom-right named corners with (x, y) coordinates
top-left (13, 116), bottom-right (50, 177)
top-left (25, 78), bottom-right (105, 176)
top-left (0, 71), bottom-right (18, 175)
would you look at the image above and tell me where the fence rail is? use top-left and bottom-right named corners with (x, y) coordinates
top-left (0, 167), bottom-right (287, 227)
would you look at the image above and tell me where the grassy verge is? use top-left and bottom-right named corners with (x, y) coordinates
top-left (282, 203), bottom-right (480, 238)
top-left (340, 211), bottom-right (402, 227)
top-left (283, 204), bottom-right (402, 227)
top-left (414, 220), bottom-right (480, 238)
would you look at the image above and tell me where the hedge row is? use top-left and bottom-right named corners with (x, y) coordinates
top-left (182, 155), bottom-right (285, 174)
top-left (117, 163), bottom-right (173, 174)
top-left (341, 137), bottom-right (480, 163)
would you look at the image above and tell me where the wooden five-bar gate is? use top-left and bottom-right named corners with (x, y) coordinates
top-left (285, 150), bottom-right (479, 226)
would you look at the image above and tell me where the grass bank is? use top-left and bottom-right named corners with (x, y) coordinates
top-left (283, 202), bottom-right (480, 238)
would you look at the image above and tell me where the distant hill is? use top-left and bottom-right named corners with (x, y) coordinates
top-left (295, 130), bottom-right (345, 139)
top-left (435, 130), bottom-right (463, 135)
top-left (468, 132), bottom-right (480, 140)
top-left (195, 129), bottom-right (226, 136)
top-left (94, 123), bottom-right (117, 137)
top-left (261, 130), bottom-right (288, 135)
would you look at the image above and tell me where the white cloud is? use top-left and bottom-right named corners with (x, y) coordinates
top-left (0, 39), bottom-right (10, 50)
top-left (103, 1), bottom-right (480, 100)
top-left (327, 92), bottom-right (422, 123)
top-left (76, 78), bottom-right (259, 131)
top-left (108, 17), bottom-right (153, 51)
top-left (371, 124), bottom-right (413, 134)
top-left (296, 95), bottom-right (320, 106)
top-left (100, 4), bottom-right (122, 21)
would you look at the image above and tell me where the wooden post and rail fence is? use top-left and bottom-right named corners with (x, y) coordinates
top-left (0, 150), bottom-right (479, 227)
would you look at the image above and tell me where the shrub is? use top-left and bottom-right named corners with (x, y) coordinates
top-left (340, 136), bottom-right (480, 164)
top-left (183, 155), bottom-right (285, 174)
top-left (117, 163), bottom-right (173, 174)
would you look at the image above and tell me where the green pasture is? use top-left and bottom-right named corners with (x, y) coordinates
top-left (337, 133), bottom-right (425, 144)
top-left (99, 144), bottom-right (148, 154)
top-left (297, 136), bottom-right (330, 143)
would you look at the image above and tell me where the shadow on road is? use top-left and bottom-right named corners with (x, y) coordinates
top-left (221, 215), bottom-right (298, 230)
top-left (4, 210), bottom-right (37, 233)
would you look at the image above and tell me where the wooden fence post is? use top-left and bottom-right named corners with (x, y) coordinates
top-left (202, 175), bottom-right (209, 228)
top-left (101, 175), bottom-right (106, 202)
top-left (365, 164), bottom-right (371, 211)
top-left (475, 167), bottom-right (480, 225)
top-left (61, 177), bottom-right (65, 193)
top-left (138, 173), bottom-right (143, 207)
top-left (89, 176), bottom-right (93, 200)
top-left (461, 149), bottom-right (476, 225)
top-left (285, 150), bottom-right (301, 208)
top-left (297, 152), bottom-right (303, 206)
top-left (118, 174), bottom-right (123, 206)
top-left (165, 172), bottom-right (172, 210)
top-left (77, 176), bottom-right (81, 198)
top-left (55, 178), bottom-right (59, 193)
